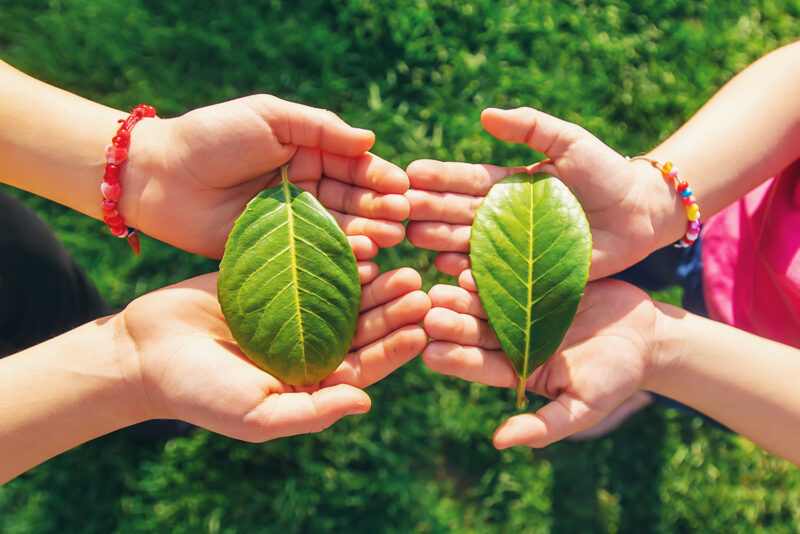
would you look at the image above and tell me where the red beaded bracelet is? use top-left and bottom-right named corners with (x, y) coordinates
top-left (101, 104), bottom-right (157, 255)
top-left (628, 156), bottom-right (701, 248)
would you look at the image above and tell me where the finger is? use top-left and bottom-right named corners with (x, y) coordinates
top-left (358, 261), bottom-right (380, 285)
top-left (407, 159), bottom-right (523, 196)
top-left (352, 290), bottom-right (431, 350)
top-left (178, 272), bottom-right (220, 294)
top-left (319, 179), bottom-right (409, 221)
top-left (458, 269), bottom-right (478, 292)
top-left (289, 149), bottom-right (409, 195)
top-left (347, 235), bottom-right (378, 260)
top-left (493, 394), bottom-right (596, 449)
top-left (278, 172), bottom-right (408, 231)
top-left (323, 325), bottom-right (428, 388)
top-left (423, 307), bottom-right (499, 348)
top-left (241, 383), bottom-right (370, 442)
top-left (406, 221), bottom-right (470, 252)
top-left (330, 210), bottom-right (405, 248)
top-left (421, 341), bottom-right (515, 388)
top-left (434, 252), bottom-right (470, 277)
top-left (428, 284), bottom-right (486, 318)
top-left (481, 107), bottom-right (587, 160)
top-left (405, 189), bottom-right (483, 224)
top-left (256, 96), bottom-right (375, 157)
top-left (360, 267), bottom-right (423, 312)
top-left (322, 151), bottom-right (409, 194)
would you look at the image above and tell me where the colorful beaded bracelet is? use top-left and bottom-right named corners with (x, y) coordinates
top-left (627, 156), bottom-right (701, 248)
top-left (101, 104), bottom-right (157, 255)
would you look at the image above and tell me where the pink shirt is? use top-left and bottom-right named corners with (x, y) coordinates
top-left (702, 159), bottom-right (800, 348)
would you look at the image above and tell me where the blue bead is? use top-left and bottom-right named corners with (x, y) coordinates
top-left (681, 188), bottom-right (693, 198)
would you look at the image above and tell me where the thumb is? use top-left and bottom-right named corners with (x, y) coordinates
top-left (493, 393), bottom-right (598, 449)
top-left (243, 384), bottom-right (371, 442)
top-left (481, 107), bottom-right (588, 160)
top-left (256, 96), bottom-right (375, 157)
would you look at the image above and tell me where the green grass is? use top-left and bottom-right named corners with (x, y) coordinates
top-left (2, 1), bottom-right (800, 532)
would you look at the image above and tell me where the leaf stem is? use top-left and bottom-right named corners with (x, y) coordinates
top-left (280, 164), bottom-right (289, 184)
top-left (516, 377), bottom-right (528, 409)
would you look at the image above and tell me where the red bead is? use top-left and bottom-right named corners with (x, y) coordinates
top-left (105, 164), bottom-right (121, 178)
top-left (115, 129), bottom-right (131, 142)
top-left (104, 214), bottom-right (124, 227)
top-left (101, 181), bottom-right (122, 201)
top-left (131, 104), bottom-right (157, 119)
top-left (681, 195), bottom-right (696, 206)
top-left (105, 144), bottom-right (128, 164)
top-left (101, 204), bottom-right (119, 218)
top-left (112, 135), bottom-right (129, 147)
top-left (677, 181), bottom-right (689, 193)
top-left (104, 164), bottom-right (120, 184)
top-left (110, 225), bottom-right (129, 237)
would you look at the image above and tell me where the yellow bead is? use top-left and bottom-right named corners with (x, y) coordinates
top-left (686, 204), bottom-right (700, 220)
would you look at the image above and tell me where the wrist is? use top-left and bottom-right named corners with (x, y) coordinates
top-left (642, 300), bottom-right (687, 393)
top-left (629, 157), bottom-right (691, 250)
top-left (111, 112), bottom-right (169, 233)
top-left (105, 312), bottom-right (158, 423)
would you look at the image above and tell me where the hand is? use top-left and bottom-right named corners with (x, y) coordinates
top-left (422, 271), bottom-right (658, 448)
top-left (406, 107), bottom-right (676, 280)
top-left (119, 266), bottom-right (430, 441)
top-left (124, 95), bottom-right (410, 259)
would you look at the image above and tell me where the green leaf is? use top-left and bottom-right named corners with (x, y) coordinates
top-left (470, 173), bottom-right (591, 407)
top-left (217, 168), bottom-right (361, 386)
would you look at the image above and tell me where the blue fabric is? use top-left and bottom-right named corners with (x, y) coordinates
top-left (676, 239), bottom-right (708, 317)
top-left (612, 238), bottom-right (708, 317)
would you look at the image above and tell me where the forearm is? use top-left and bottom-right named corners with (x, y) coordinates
top-left (0, 315), bottom-right (145, 485)
top-left (647, 40), bottom-right (800, 246)
top-left (0, 60), bottom-right (128, 220)
top-left (648, 303), bottom-right (800, 463)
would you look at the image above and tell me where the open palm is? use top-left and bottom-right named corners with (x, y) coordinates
top-left (126, 95), bottom-right (410, 259)
top-left (406, 107), bottom-right (673, 280)
top-left (121, 266), bottom-right (430, 442)
top-left (422, 272), bottom-right (657, 448)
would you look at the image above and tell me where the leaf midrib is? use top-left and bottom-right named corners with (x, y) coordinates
top-left (283, 178), bottom-right (309, 384)
top-left (523, 179), bottom-right (534, 383)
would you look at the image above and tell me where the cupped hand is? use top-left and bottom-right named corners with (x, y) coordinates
top-left (406, 107), bottom-right (676, 280)
top-left (422, 271), bottom-right (658, 448)
top-left (124, 95), bottom-right (410, 259)
top-left (119, 266), bottom-right (430, 442)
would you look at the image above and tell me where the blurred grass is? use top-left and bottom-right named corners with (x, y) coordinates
top-left (1, 1), bottom-right (800, 532)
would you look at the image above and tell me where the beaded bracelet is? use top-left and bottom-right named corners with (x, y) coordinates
top-left (101, 104), bottom-right (158, 255)
top-left (627, 156), bottom-right (701, 248)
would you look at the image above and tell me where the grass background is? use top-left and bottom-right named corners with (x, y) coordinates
top-left (1, 0), bottom-right (800, 532)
